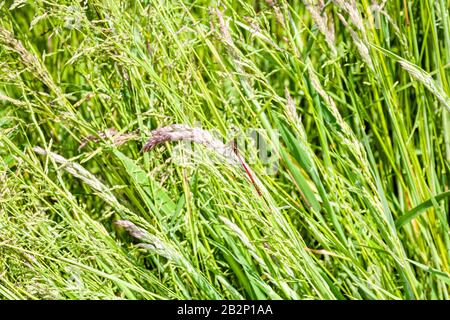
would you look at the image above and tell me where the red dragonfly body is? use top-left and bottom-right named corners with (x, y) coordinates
top-left (231, 140), bottom-right (263, 197)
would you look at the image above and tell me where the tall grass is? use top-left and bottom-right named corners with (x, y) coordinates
top-left (0, 0), bottom-right (449, 299)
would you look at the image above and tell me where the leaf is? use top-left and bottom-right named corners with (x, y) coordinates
top-left (396, 191), bottom-right (450, 228)
top-left (113, 149), bottom-right (176, 216)
top-left (407, 259), bottom-right (450, 285)
top-left (275, 118), bottom-right (321, 212)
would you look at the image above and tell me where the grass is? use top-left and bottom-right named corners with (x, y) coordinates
top-left (0, 0), bottom-right (449, 300)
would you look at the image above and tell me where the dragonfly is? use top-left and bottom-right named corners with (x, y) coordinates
top-left (231, 140), bottom-right (263, 197)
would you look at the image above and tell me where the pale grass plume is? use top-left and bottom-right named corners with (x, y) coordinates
top-left (0, 26), bottom-right (56, 93)
top-left (143, 124), bottom-right (239, 165)
top-left (399, 60), bottom-right (450, 112)
top-left (285, 86), bottom-right (299, 122)
top-left (114, 220), bottom-right (149, 240)
top-left (115, 220), bottom-right (220, 298)
top-left (9, 0), bottom-right (27, 10)
top-left (333, 0), bottom-right (364, 32)
top-left (214, 7), bottom-right (248, 62)
top-left (214, 8), bottom-right (233, 47)
top-left (219, 216), bottom-right (266, 267)
top-left (337, 13), bottom-right (374, 71)
top-left (265, 0), bottom-right (285, 27)
top-left (304, 247), bottom-right (339, 257)
top-left (307, 62), bottom-right (338, 113)
top-left (114, 220), bottom-right (180, 261)
top-left (370, 0), bottom-right (388, 26)
top-left (307, 61), bottom-right (352, 135)
top-left (307, 62), bottom-right (374, 188)
top-left (33, 146), bottom-right (123, 212)
top-left (0, 92), bottom-right (25, 106)
top-left (241, 16), bottom-right (282, 51)
top-left (371, 0), bottom-right (388, 12)
top-left (273, 6), bottom-right (285, 27)
top-left (302, 0), bottom-right (337, 55)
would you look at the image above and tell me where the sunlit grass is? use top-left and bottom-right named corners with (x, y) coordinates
top-left (0, 0), bottom-right (449, 299)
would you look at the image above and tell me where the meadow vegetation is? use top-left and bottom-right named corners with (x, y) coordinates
top-left (0, 0), bottom-right (449, 299)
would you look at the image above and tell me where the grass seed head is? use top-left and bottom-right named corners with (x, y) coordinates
top-left (142, 124), bottom-right (239, 165)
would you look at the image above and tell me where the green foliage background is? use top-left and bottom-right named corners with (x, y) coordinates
top-left (0, 0), bottom-right (449, 299)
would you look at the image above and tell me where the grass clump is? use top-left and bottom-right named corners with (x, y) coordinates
top-left (0, 0), bottom-right (449, 299)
